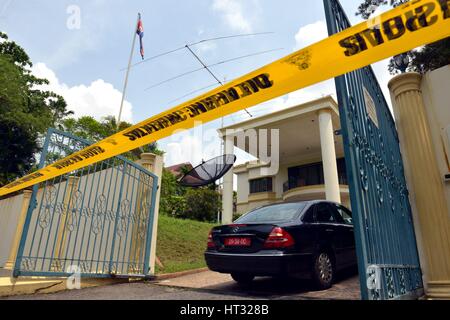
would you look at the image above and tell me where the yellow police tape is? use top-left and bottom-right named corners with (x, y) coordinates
top-left (1, 0), bottom-right (449, 197)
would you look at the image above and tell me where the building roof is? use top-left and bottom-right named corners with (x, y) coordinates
top-left (165, 163), bottom-right (193, 177)
top-left (218, 95), bottom-right (339, 135)
top-left (216, 95), bottom-right (344, 168)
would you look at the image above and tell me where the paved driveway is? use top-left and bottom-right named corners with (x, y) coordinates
top-left (2, 268), bottom-right (360, 300)
top-left (156, 268), bottom-right (360, 300)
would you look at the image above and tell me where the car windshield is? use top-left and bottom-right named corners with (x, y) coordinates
top-left (235, 202), bottom-right (307, 223)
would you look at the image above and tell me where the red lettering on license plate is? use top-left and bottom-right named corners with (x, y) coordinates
top-left (224, 237), bottom-right (251, 247)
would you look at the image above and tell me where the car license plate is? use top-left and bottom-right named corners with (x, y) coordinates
top-left (224, 237), bottom-right (251, 247)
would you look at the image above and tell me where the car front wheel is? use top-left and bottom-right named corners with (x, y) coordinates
top-left (312, 252), bottom-right (334, 290)
top-left (231, 273), bottom-right (255, 284)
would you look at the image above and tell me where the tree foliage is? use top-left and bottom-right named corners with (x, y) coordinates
top-left (184, 188), bottom-right (221, 222)
top-left (160, 168), bottom-right (188, 218)
top-left (58, 115), bottom-right (164, 160)
top-left (160, 169), bottom-right (221, 223)
top-left (0, 32), bottom-right (73, 186)
top-left (356, 0), bottom-right (450, 74)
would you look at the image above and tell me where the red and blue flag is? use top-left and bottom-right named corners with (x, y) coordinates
top-left (136, 13), bottom-right (144, 60)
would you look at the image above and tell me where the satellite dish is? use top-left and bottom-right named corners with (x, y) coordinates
top-left (179, 154), bottom-right (237, 187)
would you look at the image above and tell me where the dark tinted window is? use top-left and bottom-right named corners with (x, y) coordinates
top-left (249, 177), bottom-right (273, 194)
top-left (302, 206), bottom-right (315, 223)
top-left (334, 205), bottom-right (353, 225)
top-left (288, 163), bottom-right (323, 188)
top-left (287, 158), bottom-right (347, 189)
top-left (236, 203), bottom-right (307, 223)
top-left (337, 158), bottom-right (348, 185)
top-left (314, 203), bottom-right (335, 223)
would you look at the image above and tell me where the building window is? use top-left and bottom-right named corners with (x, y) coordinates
top-left (249, 177), bottom-right (273, 194)
top-left (336, 158), bottom-right (348, 185)
top-left (288, 162), bottom-right (324, 189)
top-left (287, 158), bottom-right (347, 190)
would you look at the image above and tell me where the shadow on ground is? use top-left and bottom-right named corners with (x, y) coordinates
top-left (198, 266), bottom-right (360, 300)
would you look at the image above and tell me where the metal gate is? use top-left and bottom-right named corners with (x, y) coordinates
top-left (324, 0), bottom-right (423, 300)
top-left (14, 128), bottom-right (158, 278)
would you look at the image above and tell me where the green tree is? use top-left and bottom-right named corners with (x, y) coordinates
top-left (159, 169), bottom-right (187, 217)
top-left (356, 0), bottom-right (450, 74)
top-left (0, 32), bottom-right (72, 186)
top-left (159, 169), bottom-right (221, 223)
top-left (59, 115), bottom-right (164, 160)
top-left (183, 188), bottom-right (221, 222)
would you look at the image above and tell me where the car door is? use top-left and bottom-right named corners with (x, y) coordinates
top-left (296, 205), bottom-right (317, 255)
top-left (330, 204), bottom-right (357, 267)
top-left (313, 202), bottom-right (345, 266)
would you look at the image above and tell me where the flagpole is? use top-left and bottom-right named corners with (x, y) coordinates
top-left (117, 13), bottom-right (140, 126)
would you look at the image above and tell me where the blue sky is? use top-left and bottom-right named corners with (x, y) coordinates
top-left (0, 0), bottom-right (393, 166)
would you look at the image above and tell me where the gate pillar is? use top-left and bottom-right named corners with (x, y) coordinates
top-left (389, 73), bottom-right (450, 299)
top-left (318, 109), bottom-right (341, 203)
top-left (139, 153), bottom-right (163, 275)
top-left (4, 190), bottom-right (32, 272)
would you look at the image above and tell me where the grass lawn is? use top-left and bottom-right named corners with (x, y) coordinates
top-left (155, 214), bottom-right (217, 274)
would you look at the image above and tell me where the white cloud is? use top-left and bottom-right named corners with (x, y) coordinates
top-left (165, 134), bottom-right (204, 167)
top-left (162, 124), bottom-right (221, 167)
top-left (286, 80), bottom-right (336, 106)
top-left (31, 63), bottom-right (133, 122)
top-left (212, 0), bottom-right (258, 33)
top-left (196, 41), bottom-right (218, 53)
top-left (294, 20), bottom-right (328, 49)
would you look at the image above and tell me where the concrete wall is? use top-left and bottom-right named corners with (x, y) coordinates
top-left (0, 193), bottom-right (25, 267)
top-left (421, 65), bottom-right (450, 215)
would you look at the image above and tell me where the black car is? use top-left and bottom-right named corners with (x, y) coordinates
top-left (205, 200), bottom-right (357, 289)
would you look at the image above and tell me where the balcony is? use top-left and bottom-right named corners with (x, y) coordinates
top-left (282, 178), bottom-right (350, 204)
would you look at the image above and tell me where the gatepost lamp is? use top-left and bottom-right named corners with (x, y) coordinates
top-left (393, 53), bottom-right (410, 73)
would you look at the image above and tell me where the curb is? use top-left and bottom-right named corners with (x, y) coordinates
top-left (0, 277), bottom-right (129, 298)
top-left (0, 269), bottom-right (209, 297)
top-left (153, 268), bottom-right (209, 281)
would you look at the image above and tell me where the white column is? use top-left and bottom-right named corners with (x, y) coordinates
top-left (222, 135), bottom-right (234, 225)
top-left (140, 153), bottom-right (163, 275)
top-left (318, 109), bottom-right (341, 203)
top-left (389, 73), bottom-right (450, 299)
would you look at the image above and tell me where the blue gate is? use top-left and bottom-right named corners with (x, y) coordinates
top-left (14, 128), bottom-right (158, 278)
top-left (324, 0), bottom-right (424, 300)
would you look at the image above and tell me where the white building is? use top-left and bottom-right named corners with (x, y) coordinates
top-left (219, 96), bottom-right (351, 223)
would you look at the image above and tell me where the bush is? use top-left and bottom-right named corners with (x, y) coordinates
top-left (159, 169), bottom-right (187, 217)
top-left (182, 188), bottom-right (221, 222)
top-left (160, 168), bottom-right (221, 223)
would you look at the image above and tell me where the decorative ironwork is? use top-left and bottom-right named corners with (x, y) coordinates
top-left (13, 128), bottom-right (158, 279)
top-left (324, 0), bottom-right (423, 300)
